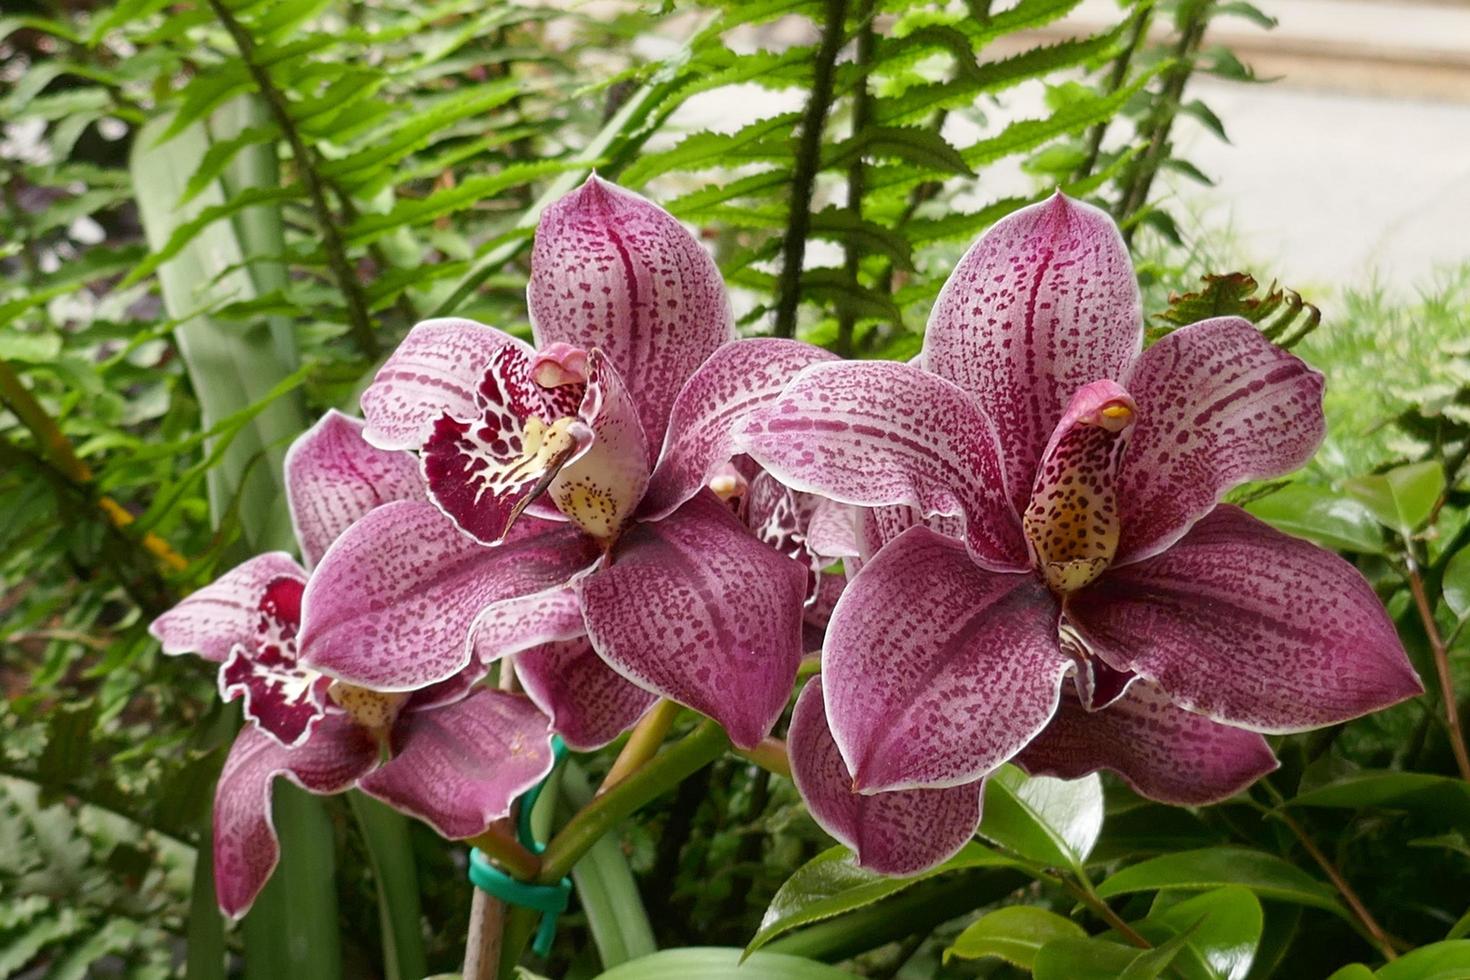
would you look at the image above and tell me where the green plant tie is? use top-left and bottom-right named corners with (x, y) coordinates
top-left (468, 736), bottom-right (570, 957)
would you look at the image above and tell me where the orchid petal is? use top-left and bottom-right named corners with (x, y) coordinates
top-left (516, 637), bottom-right (658, 751)
top-left (641, 338), bottom-right (838, 519)
top-left (422, 341), bottom-right (591, 545)
top-left (470, 586), bottom-right (587, 664)
top-left (739, 360), bottom-right (1027, 570)
top-left (358, 689), bottom-right (554, 839)
top-left (1068, 505), bottom-right (1423, 733)
top-left (790, 680), bottom-right (983, 876)
top-left (1116, 317), bottom-right (1326, 562)
top-left (213, 716), bottom-right (377, 919)
top-left (360, 318), bottom-right (528, 451)
top-left (825, 526), bottom-right (1069, 792)
top-left (1016, 681), bottom-right (1279, 806)
top-left (923, 194), bottom-right (1142, 513)
top-left (149, 553), bottom-right (305, 663)
top-left (219, 576), bottom-right (330, 748)
top-left (300, 500), bottom-right (599, 692)
top-left (578, 491), bottom-right (807, 748)
top-left (285, 410), bottom-right (424, 569)
top-left (854, 505), bottom-right (964, 564)
top-left (529, 175), bottom-right (734, 446)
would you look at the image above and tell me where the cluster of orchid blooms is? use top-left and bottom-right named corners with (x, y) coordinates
top-left (151, 176), bottom-right (1423, 917)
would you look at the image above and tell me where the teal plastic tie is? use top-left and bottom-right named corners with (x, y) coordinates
top-left (468, 736), bottom-right (570, 957)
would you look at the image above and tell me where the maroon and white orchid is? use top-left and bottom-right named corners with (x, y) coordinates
top-left (150, 411), bottom-right (559, 917)
top-left (300, 176), bottom-right (832, 750)
top-left (740, 194), bottom-right (1422, 873)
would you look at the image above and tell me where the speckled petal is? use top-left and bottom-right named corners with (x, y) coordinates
top-left (1016, 681), bottom-right (1278, 805)
top-left (212, 716), bottom-right (378, 919)
top-left (923, 194), bottom-right (1142, 514)
top-left (358, 689), bottom-right (554, 839)
top-left (516, 636), bottom-right (658, 751)
top-left (219, 576), bottom-right (330, 748)
top-left (790, 679), bottom-right (983, 876)
top-left (422, 342), bottom-right (590, 545)
top-left (149, 552), bottom-right (306, 663)
top-left (1116, 317), bottom-right (1326, 562)
top-left (738, 360), bottom-right (1027, 570)
top-left (285, 410), bottom-right (424, 569)
top-left (529, 176), bottom-right (734, 447)
top-left (299, 500), bottom-right (600, 692)
top-left (360, 318), bottom-right (528, 451)
top-left (641, 338), bottom-right (838, 519)
top-left (1068, 505), bottom-right (1423, 733)
top-left (470, 586), bottom-right (587, 664)
top-left (826, 526), bottom-right (1069, 792)
top-left (578, 491), bottom-right (807, 749)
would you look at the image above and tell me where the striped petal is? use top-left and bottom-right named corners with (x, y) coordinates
top-left (1068, 506), bottom-right (1423, 733)
top-left (1116, 317), bottom-right (1326, 562)
top-left (285, 410), bottom-right (424, 569)
top-left (923, 194), bottom-right (1142, 514)
top-left (218, 576), bottom-right (330, 748)
top-left (790, 679), bottom-right (984, 876)
top-left (825, 526), bottom-right (1069, 792)
top-left (516, 637), bottom-right (658, 751)
top-left (149, 552), bottom-right (306, 663)
top-left (529, 175), bottom-right (734, 448)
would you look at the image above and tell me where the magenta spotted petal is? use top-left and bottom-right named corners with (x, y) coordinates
top-left (361, 318), bottom-right (528, 451)
top-left (739, 360), bottom-right (1027, 570)
top-left (516, 637), bottom-right (658, 751)
top-left (300, 500), bottom-right (600, 692)
top-left (825, 526), bottom-right (1069, 792)
top-left (790, 680), bottom-right (983, 876)
top-left (470, 586), bottom-right (587, 664)
top-left (212, 716), bottom-right (378, 919)
top-left (285, 410), bottom-right (424, 569)
top-left (641, 338), bottom-right (838, 520)
top-left (1115, 317), bottom-right (1326, 563)
top-left (578, 491), bottom-right (807, 749)
top-left (529, 175), bottom-right (734, 448)
top-left (1016, 681), bottom-right (1278, 806)
top-left (1068, 505), bottom-right (1423, 733)
top-left (923, 193), bottom-right (1142, 514)
top-left (358, 689), bottom-right (555, 839)
top-left (149, 552), bottom-right (306, 663)
top-left (218, 576), bottom-right (330, 748)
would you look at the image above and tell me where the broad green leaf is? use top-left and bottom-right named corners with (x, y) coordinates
top-left (1149, 886), bottom-right (1263, 980)
top-left (1033, 936), bottom-right (1148, 980)
top-left (944, 905), bottom-right (1085, 968)
top-left (1345, 461), bottom-right (1444, 538)
top-left (561, 763), bottom-right (658, 968)
top-left (0, 332), bottom-right (63, 364)
top-left (1324, 967), bottom-right (1376, 980)
top-left (980, 766), bottom-right (1104, 873)
top-left (597, 947), bottom-right (853, 979)
top-left (1288, 771), bottom-right (1470, 823)
top-left (746, 842), bottom-right (1021, 956)
top-left (1243, 484), bottom-right (1386, 555)
top-left (185, 840), bottom-right (227, 980)
top-left (1443, 546), bottom-right (1470, 621)
top-left (1375, 940), bottom-right (1470, 980)
top-left (241, 784), bottom-right (342, 980)
top-left (349, 793), bottom-right (427, 980)
top-left (1096, 848), bottom-right (1343, 917)
top-left (1449, 908), bottom-right (1470, 941)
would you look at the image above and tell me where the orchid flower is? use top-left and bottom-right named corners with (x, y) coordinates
top-left (740, 194), bottom-right (1422, 874)
top-left (300, 176), bottom-right (833, 749)
top-left (150, 411), bottom-right (559, 916)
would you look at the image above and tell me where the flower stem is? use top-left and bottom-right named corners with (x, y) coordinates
top-left (773, 0), bottom-right (849, 339)
top-left (599, 699), bottom-right (682, 793)
top-left (464, 824), bottom-right (542, 882)
top-left (1062, 873), bottom-right (1150, 949)
top-left (734, 737), bottom-right (792, 779)
top-left (1407, 565), bottom-right (1470, 781)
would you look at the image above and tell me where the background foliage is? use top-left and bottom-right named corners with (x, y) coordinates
top-left (2, 0), bottom-right (1467, 976)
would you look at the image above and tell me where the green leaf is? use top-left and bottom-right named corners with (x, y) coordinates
top-left (1443, 546), bottom-right (1470, 621)
top-left (1449, 908), bottom-right (1470, 941)
top-left (944, 905), bottom-right (1085, 968)
top-left (980, 766), bottom-right (1103, 873)
top-left (561, 763), bottom-right (657, 968)
top-left (1243, 484), bottom-right (1385, 555)
top-left (1095, 847), bottom-right (1343, 917)
top-left (597, 947), bottom-right (854, 979)
top-left (1148, 886), bottom-right (1263, 980)
top-left (1375, 940), bottom-right (1470, 980)
top-left (831, 125), bottom-right (973, 177)
top-left (185, 838), bottom-right (227, 980)
top-left (1033, 936), bottom-right (1150, 980)
top-left (746, 842), bottom-right (1021, 956)
top-left (241, 784), bottom-right (342, 980)
top-left (1324, 967), bottom-right (1376, 980)
top-left (349, 793), bottom-right (427, 980)
top-left (1288, 771), bottom-right (1470, 823)
top-left (1344, 461), bottom-right (1444, 538)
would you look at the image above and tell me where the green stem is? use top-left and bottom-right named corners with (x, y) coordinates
top-left (734, 738), bottom-right (791, 779)
top-left (465, 824), bottom-right (542, 881)
top-left (1063, 872), bottom-right (1150, 948)
top-left (1073, 3), bottom-right (1152, 183)
top-left (204, 0), bottom-right (378, 358)
top-left (835, 0), bottom-right (875, 356)
top-left (1407, 562), bottom-right (1470, 781)
top-left (773, 0), bottom-right (849, 339)
top-left (599, 699), bottom-right (682, 792)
